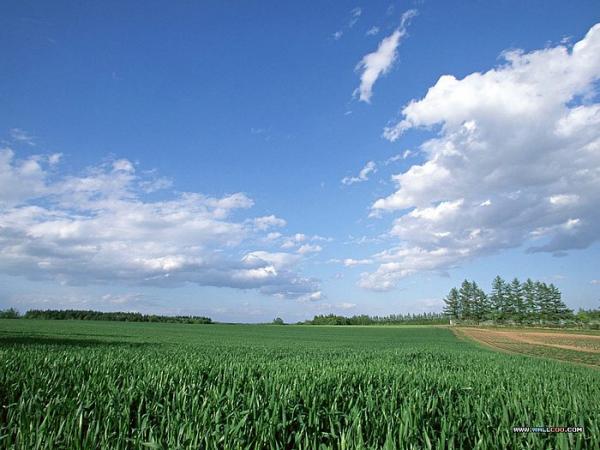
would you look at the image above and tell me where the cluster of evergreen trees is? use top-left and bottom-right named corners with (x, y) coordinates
top-left (303, 312), bottom-right (448, 326)
top-left (18, 309), bottom-right (213, 324)
top-left (443, 277), bottom-right (573, 323)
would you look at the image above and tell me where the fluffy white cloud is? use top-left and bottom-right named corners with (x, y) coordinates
top-left (0, 151), bottom-right (321, 300)
top-left (0, 149), bottom-right (48, 206)
top-left (362, 23), bottom-right (600, 291)
top-left (342, 161), bottom-right (377, 185)
top-left (354, 9), bottom-right (417, 103)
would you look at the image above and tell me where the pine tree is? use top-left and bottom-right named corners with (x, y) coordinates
top-left (536, 281), bottom-right (553, 323)
top-left (509, 278), bottom-right (525, 323)
top-left (547, 283), bottom-right (572, 322)
top-left (471, 281), bottom-right (489, 322)
top-left (489, 276), bottom-right (507, 322)
top-left (443, 287), bottom-right (461, 320)
top-left (522, 278), bottom-right (537, 323)
top-left (459, 280), bottom-right (473, 320)
top-left (503, 278), bottom-right (518, 322)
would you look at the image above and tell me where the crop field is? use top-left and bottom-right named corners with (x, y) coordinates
top-left (456, 327), bottom-right (600, 368)
top-left (1, 320), bottom-right (599, 449)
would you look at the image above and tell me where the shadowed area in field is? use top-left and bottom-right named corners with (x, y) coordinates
top-left (0, 335), bottom-right (153, 348)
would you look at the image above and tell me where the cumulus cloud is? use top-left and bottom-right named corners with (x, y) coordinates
top-left (362, 23), bottom-right (600, 291)
top-left (354, 9), bottom-right (417, 103)
top-left (0, 150), bottom-right (321, 300)
top-left (342, 161), bottom-right (377, 185)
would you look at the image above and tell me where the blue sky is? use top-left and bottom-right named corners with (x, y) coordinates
top-left (1, 1), bottom-right (599, 322)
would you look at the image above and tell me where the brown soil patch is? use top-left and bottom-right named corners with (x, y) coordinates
top-left (503, 333), bottom-right (600, 353)
top-left (458, 328), bottom-right (600, 353)
top-left (455, 327), bottom-right (600, 368)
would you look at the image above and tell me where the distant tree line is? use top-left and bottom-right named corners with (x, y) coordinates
top-left (302, 312), bottom-right (448, 326)
top-left (0, 308), bottom-right (20, 319)
top-left (443, 277), bottom-right (576, 324)
top-left (0, 309), bottom-right (212, 324)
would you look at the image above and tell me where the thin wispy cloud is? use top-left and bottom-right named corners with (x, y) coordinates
top-left (332, 6), bottom-right (363, 41)
top-left (384, 150), bottom-right (413, 165)
top-left (354, 9), bottom-right (417, 103)
top-left (342, 161), bottom-right (377, 185)
top-left (9, 128), bottom-right (36, 146)
top-left (366, 26), bottom-right (379, 36)
top-left (349, 7), bottom-right (362, 28)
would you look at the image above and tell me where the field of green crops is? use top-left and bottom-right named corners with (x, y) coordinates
top-left (1, 320), bottom-right (598, 449)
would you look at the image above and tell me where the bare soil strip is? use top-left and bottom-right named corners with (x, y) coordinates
top-left (455, 327), bottom-right (600, 367)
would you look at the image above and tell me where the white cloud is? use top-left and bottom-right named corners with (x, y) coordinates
top-left (362, 23), bottom-right (600, 291)
top-left (591, 279), bottom-right (600, 285)
top-left (337, 302), bottom-right (357, 310)
top-left (384, 150), bottom-right (412, 165)
top-left (308, 291), bottom-right (324, 301)
top-left (0, 151), bottom-right (321, 300)
top-left (342, 161), bottom-right (377, 185)
top-left (0, 149), bottom-right (47, 206)
top-left (366, 26), bottom-right (379, 36)
top-left (280, 233), bottom-right (329, 250)
top-left (9, 128), bottom-right (36, 146)
top-left (252, 215), bottom-right (287, 231)
top-left (549, 194), bottom-right (579, 206)
top-left (287, 289), bottom-right (324, 303)
top-left (349, 7), bottom-right (362, 28)
top-left (242, 251), bottom-right (301, 270)
top-left (332, 7), bottom-right (363, 40)
top-left (342, 258), bottom-right (373, 267)
top-left (354, 9), bottom-right (417, 103)
top-left (297, 244), bottom-right (322, 255)
top-left (112, 159), bottom-right (135, 173)
top-left (48, 153), bottom-right (62, 165)
top-left (281, 233), bottom-right (307, 249)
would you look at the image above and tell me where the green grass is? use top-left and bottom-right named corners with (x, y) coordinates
top-left (0, 320), bottom-right (599, 449)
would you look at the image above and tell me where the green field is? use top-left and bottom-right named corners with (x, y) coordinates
top-left (1, 320), bottom-right (598, 449)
